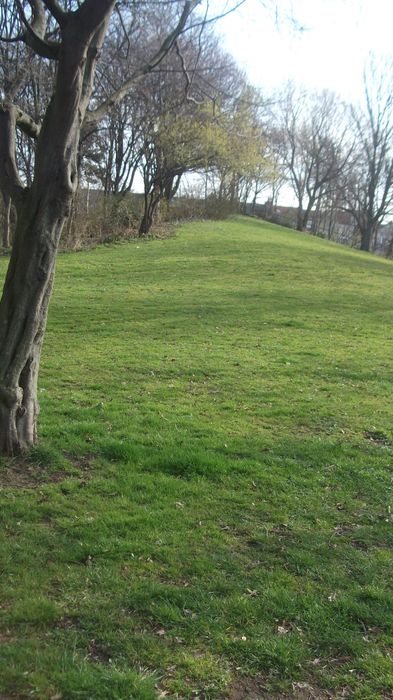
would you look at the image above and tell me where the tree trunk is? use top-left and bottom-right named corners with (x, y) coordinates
top-left (139, 186), bottom-right (161, 236)
top-left (301, 200), bottom-right (314, 232)
top-left (163, 172), bottom-right (182, 202)
top-left (2, 193), bottom-right (12, 248)
top-left (251, 190), bottom-right (258, 215)
top-left (0, 193), bottom-right (61, 454)
top-left (360, 221), bottom-right (374, 251)
top-left (0, 113), bottom-right (77, 454)
top-left (0, 8), bottom-right (114, 455)
top-left (296, 206), bottom-right (304, 231)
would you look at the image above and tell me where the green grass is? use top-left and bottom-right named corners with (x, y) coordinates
top-left (1, 217), bottom-right (393, 699)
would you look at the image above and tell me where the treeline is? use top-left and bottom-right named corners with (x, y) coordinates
top-left (1, 4), bottom-right (393, 256)
top-left (266, 70), bottom-right (393, 256)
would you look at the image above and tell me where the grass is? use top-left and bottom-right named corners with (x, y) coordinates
top-left (1, 216), bottom-right (393, 699)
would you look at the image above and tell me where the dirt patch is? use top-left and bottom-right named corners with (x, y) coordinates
top-left (86, 640), bottom-right (112, 664)
top-left (0, 453), bottom-right (95, 490)
top-left (364, 430), bottom-right (392, 446)
top-left (0, 459), bottom-right (68, 489)
top-left (350, 539), bottom-right (369, 550)
top-left (65, 453), bottom-right (94, 472)
top-left (0, 632), bottom-right (16, 644)
top-left (56, 616), bottom-right (79, 630)
top-left (227, 678), bottom-right (347, 699)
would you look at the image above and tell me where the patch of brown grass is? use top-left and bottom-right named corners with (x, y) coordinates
top-left (0, 458), bottom-right (67, 489)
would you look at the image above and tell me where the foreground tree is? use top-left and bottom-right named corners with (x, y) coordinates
top-left (0, 0), bottom-right (199, 454)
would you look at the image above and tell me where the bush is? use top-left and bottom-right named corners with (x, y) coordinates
top-left (61, 191), bottom-right (143, 250)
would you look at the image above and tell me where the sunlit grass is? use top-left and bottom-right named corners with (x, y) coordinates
top-left (1, 217), bottom-right (393, 698)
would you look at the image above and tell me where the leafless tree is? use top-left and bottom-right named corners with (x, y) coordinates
top-left (342, 58), bottom-right (393, 252)
top-left (275, 84), bottom-right (350, 232)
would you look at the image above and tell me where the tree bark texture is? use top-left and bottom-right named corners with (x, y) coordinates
top-left (0, 193), bottom-right (60, 453)
top-left (2, 194), bottom-right (12, 248)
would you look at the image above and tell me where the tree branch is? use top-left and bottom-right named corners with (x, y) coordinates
top-left (0, 103), bottom-right (25, 203)
top-left (0, 33), bottom-right (25, 43)
top-left (72, 0), bottom-right (116, 36)
top-left (15, 0), bottom-right (61, 59)
top-left (175, 39), bottom-right (204, 105)
top-left (186, 0), bottom-right (246, 31)
top-left (83, 0), bottom-right (200, 128)
top-left (41, 0), bottom-right (67, 26)
top-left (15, 106), bottom-right (41, 139)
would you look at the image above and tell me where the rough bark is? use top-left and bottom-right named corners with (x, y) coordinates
top-left (0, 4), bottom-right (114, 454)
top-left (2, 193), bottom-right (12, 248)
top-left (0, 193), bottom-right (58, 453)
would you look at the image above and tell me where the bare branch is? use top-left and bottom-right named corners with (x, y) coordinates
top-left (84, 0), bottom-right (200, 128)
top-left (0, 103), bottom-right (25, 202)
top-left (115, 2), bottom-right (131, 60)
top-left (15, 106), bottom-right (41, 139)
top-left (186, 0), bottom-right (246, 31)
top-left (15, 0), bottom-right (61, 59)
top-left (0, 33), bottom-right (25, 42)
top-left (41, 0), bottom-right (67, 25)
top-left (175, 40), bottom-right (203, 104)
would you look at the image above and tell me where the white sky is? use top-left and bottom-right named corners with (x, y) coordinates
top-left (212, 0), bottom-right (393, 103)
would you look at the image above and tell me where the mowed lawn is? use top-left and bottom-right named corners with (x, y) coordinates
top-left (1, 217), bottom-right (393, 699)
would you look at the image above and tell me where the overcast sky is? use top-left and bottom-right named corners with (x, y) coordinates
top-left (211, 0), bottom-right (393, 103)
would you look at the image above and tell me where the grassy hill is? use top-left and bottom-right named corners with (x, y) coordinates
top-left (1, 217), bottom-right (393, 699)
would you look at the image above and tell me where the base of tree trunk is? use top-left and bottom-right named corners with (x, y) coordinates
top-left (0, 382), bottom-right (38, 456)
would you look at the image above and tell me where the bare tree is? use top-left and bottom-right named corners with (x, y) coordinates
top-left (0, 0), bottom-right (200, 455)
top-left (342, 58), bottom-right (393, 252)
top-left (275, 85), bottom-right (350, 232)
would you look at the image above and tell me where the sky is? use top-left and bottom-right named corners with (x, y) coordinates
top-left (211, 0), bottom-right (393, 103)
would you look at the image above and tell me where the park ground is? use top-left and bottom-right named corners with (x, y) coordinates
top-left (1, 217), bottom-right (393, 699)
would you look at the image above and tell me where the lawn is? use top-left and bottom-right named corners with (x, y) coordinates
top-left (1, 217), bottom-right (393, 699)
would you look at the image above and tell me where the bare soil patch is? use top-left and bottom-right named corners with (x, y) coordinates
top-left (227, 678), bottom-right (346, 699)
top-left (0, 458), bottom-right (67, 489)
